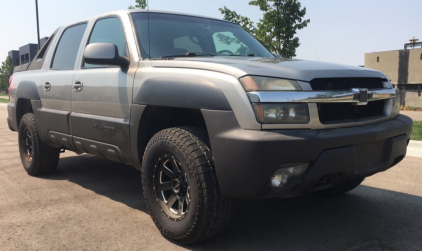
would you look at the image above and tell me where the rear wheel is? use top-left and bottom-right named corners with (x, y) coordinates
top-left (18, 113), bottom-right (60, 176)
top-left (142, 127), bottom-right (233, 244)
top-left (314, 177), bottom-right (365, 196)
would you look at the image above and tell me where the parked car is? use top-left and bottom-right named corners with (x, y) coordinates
top-left (7, 10), bottom-right (412, 244)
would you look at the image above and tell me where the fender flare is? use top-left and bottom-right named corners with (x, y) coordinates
top-left (11, 81), bottom-right (43, 137)
top-left (15, 81), bottom-right (41, 100)
top-left (133, 78), bottom-right (232, 111)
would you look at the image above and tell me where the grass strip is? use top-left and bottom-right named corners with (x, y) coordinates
top-left (411, 121), bottom-right (422, 141)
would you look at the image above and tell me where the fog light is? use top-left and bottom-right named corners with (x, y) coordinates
top-left (270, 163), bottom-right (309, 188)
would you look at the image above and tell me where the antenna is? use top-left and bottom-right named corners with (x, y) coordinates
top-left (147, 0), bottom-right (149, 11)
top-left (409, 37), bottom-right (419, 49)
top-left (35, 0), bottom-right (41, 50)
top-left (409, 37), bottom-right (419, 43)
top-left (405, 37), bottom-right (420, 50)
top-left (315, 52), bottom-right (320, 61)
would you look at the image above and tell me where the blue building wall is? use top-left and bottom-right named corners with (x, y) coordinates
top-left (8, 50), bottom-right (20, 66)
top-left (40, 37), bottom-right (48, 48)
top-left (7, 36), bottom-right (49, 66)
top-left (19, 44), bottom-right (38, 65)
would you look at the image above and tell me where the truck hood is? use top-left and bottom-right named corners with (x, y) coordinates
top-left (151, 57), bottom-right (386, 82)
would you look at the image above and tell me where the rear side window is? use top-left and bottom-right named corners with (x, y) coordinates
top-left (51, 23), bottom-right (87, 70)
top-left (84, 17), bottom-right (127, 68)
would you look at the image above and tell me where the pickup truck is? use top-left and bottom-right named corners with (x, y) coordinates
top-left (7, 10), bottom-right (413, 244)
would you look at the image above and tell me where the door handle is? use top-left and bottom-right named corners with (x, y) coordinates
top-left (44, 82), bottom-right (51, 91)
top-left (73, 80), bottom-right (83, 92)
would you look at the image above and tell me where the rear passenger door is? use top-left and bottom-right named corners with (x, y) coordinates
top-left (39, 23), bottom-right (87, 135)
top-left (70, 17), bottom-right (133, 163)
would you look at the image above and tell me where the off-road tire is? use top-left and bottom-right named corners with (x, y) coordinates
top-left (315, 177), bottom-right (365, 196)
top-left (142, 127), bottom-right (234, 244)
top-left (18, 113), bottom-right (60, 176)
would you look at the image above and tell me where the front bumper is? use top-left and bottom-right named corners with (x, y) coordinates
top-left (202, 110), bottom-right (413, 199)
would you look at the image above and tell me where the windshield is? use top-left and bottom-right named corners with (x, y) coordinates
top-left (131, 12), bottom-right (274, 59)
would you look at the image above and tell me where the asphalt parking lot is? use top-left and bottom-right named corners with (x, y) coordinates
top-left (1, 105), bottom-right (421, 251)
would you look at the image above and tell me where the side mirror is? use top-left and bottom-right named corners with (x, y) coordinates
top-left (83, 43), bottom-right (129, 67)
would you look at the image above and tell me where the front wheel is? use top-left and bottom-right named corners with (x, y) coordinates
top-left (18, 113), bottom-right (60, 176)
top-left (142, 127), bottom-right (233, 244)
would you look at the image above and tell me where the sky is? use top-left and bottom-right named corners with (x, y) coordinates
top-left (0, 0), bottom-right (421, 66)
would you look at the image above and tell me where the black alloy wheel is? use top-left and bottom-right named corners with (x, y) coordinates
top-left (22, 127), bottom-right (33, 162)
top-left (153, 154), bottom-right (191, 221)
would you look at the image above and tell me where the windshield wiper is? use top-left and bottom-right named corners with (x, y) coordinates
top-left (160, 52), bottom-right (216, 58)
top-left (226, 54), bottom-right (262, 57)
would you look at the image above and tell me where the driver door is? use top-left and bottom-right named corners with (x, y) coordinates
top-left (70, 16), bottom-right (133, 163)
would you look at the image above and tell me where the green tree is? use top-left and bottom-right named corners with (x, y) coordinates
top-left (129, 0), bottom-right (147, 9)
top-left (219, 0), bottom-right (310, 58)
top-left (0, 56), bottom-right (14, 93)
top-left (219, 6), bottom-right (256, 34)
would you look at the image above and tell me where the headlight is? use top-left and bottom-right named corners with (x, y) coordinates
top-left (383, 80), bottom-right (393, 88)
top-left (240, 76), bottom-right (302, 91)
top-left (253, 103), bottom-right (310, 124)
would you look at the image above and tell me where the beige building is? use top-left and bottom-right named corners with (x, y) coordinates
top-left (408, 49), bottom-right (422, 84)
top-left (365, 45), bottom-right (422, 108)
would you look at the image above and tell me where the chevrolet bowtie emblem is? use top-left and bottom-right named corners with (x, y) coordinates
top-left (352, 88), bottom-right (373, 105)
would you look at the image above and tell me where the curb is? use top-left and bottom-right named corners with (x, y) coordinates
top-left (407, 140), bottom-right (422, 158)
